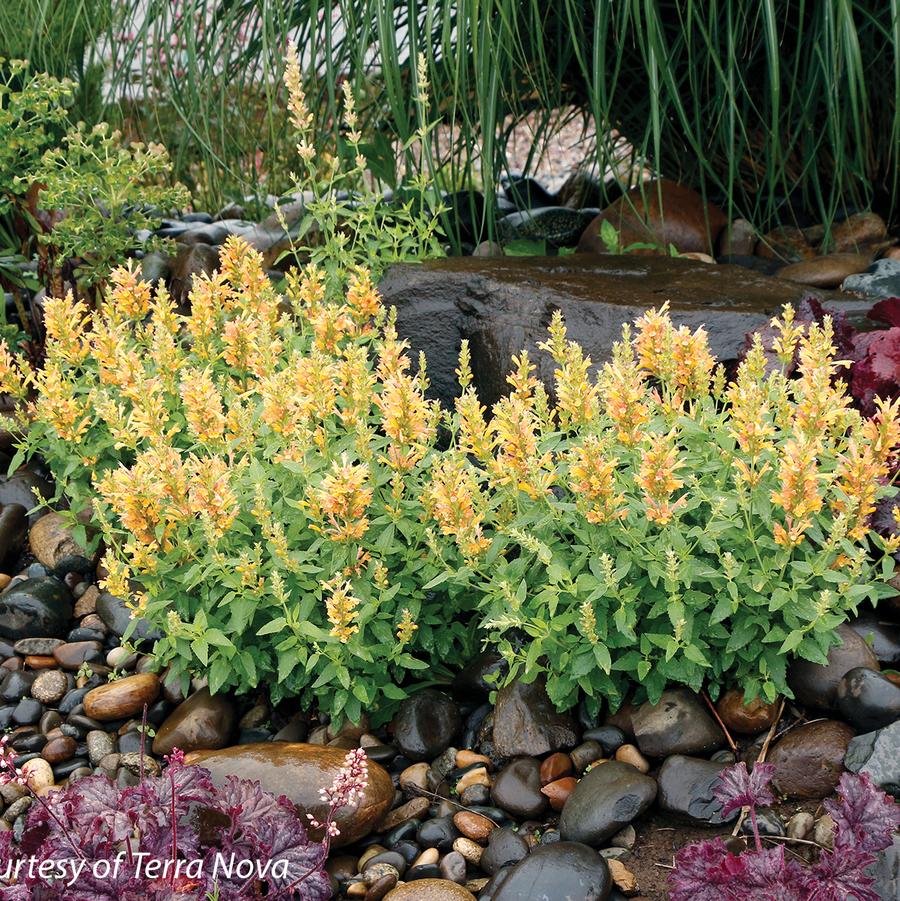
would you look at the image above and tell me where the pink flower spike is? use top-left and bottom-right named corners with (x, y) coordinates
top-left (713, 761), bottom-right (776, 818)
top-left (164, 747), bottom-right (186, 767)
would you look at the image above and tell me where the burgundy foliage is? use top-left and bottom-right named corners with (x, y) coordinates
top-left (0, 755), bottom-right (332, 901)
top-left (669, 765), bottom-right (900, 901)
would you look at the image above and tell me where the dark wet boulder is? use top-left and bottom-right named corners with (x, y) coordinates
top-left (380, 254), bottom-right (859, 411)
top-left (657, 755), bottom-right (736, 824)
top-left (0, 578), bottom-right (72, 639)
top-left (491, 841), bottom-right (611, 901)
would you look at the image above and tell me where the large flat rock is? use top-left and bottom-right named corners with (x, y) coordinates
top-left (380, 255), bottom-right (867, 410)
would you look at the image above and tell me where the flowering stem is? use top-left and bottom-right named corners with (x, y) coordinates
top-left (749, 805), bottom-right (763, 853)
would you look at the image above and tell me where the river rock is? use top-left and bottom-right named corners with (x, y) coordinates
top-left (479, 827), bottom-right (530, 875)
top-left (152, 687), bottom-right (236, 755)
top-left (777, 253), bottom-right (871, 288)
top-left (392, 689), bottom-right (460, 762)
top-left (83, 673), bottom-right (160, 721)
top-left (844, 721), bottom-right (899, 796)
top-left (0, 504), bottom-right (26, 561)
top-left (657, 755), bottom-right (736, 824)
top-left (498, 208), bottom-right (598, 249)
top-left (631, 689), bottom-right (722, 757)
top-left (843, 258), bottom-right (900, 300)
top-left (756, 225), bottom-right (815, 262)
top-left (0, 469), bottom-right (51, 520)
top-left (769, 720), bottom-right (855, 799)
top-left (492, 841), bottom-right (611, 901)
top-left (836, 667), bottom-right (900, 732)
top-left (492, 677), bottom-right (579, 759)
top-left (0, 578), bottom-right (72, 640)
top-left (578, 179), bottom-right (726, 255)
top-left (848, 612), bottom-right (900, 666)
top-left (30, 670), bottom-right (68, 705)
top-left (715, 689), bottom-right (780, 735)
top-left (169, 243), bottom-right (220, 303)
top-left (787, 623), bottom-right (880, 710)
top-left (870, 834), bottom-right (900, 899)
top-left (559, 760), bottom-right (657, 846)
top-left (830, 212), bottom-right (888, 252)
top-left (380, 255), bottom-right (859, 412)
top-left (27, 512), bottom-right (95, 575)
top-left (95, 592), bottom-right (162, 645)
top-left (186, 742), bottom-right (393, 847)
top-left (491, 757), bottom-right (548, 819)
top-left (384, 880), bottom-right (476, 900)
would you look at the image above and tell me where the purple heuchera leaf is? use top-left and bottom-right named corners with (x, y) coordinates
top-left (867, 297), bottom-right (900, 328)
top-left (826, 771), bottom-right (900, 854)
top-left (713, 762), bottom-right (776, 818)
top-left (0, 752), bottom-right (335, 900)
top-left (670, 765), bottom-right (900, 901)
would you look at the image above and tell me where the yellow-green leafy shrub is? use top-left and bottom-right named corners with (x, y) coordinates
top-left (426, 305), bottom-right (900, 713)
top-left (2, 237), bottom-right (473, 723)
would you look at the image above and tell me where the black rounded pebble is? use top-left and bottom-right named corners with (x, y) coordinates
top-left (582, 725), bottom-right (626, 755)
top-left (416, 816), bottom-right (458, 850)
top-left (12, 699), bottom-right (43, 726)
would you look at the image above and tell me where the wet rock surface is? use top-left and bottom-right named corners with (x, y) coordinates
top-left (392, 689), bottom-right (461, 761)
top-left (0, 577), bottom-right (73, 639)
top-left (844, 720), bottom-right (899, 796)
top-left (631, 689), bottom-right (723, 757)
top-left (559, 760), bottom-right (658, 845)
top-left (491, 842), bottom-right (611, 901)
top-left (184, 742), bottom-right (394, 847)
top-left (769, 720), bottom-right (856, 799)
top-left (656, 755), bottom-right (735, 824)
top-left (491, 677), bottom-right (579, 759)
top-left (381, 255), bottom-right (861, 410)
top-left (787, 623), bottom-right (880, 711)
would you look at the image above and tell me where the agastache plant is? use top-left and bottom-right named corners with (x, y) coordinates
top-left (669, 762), bottom-right (900, 901)
top-left (0, 731), bottom-right (370, 899)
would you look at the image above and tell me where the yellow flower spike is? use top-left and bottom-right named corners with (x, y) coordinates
top-left (180, 368), bottom-right (227, 444)
top-left (636, 428), bottom-right (685, 526)
top-left (322, 576), bottom-right (360, 644)
top-left (568, 435), bottom-right (627, 524)
top-left (580, 601), bottom-right (599, 644)
top-left (771, 437), bottom-right (823, 547)
top-left (32, 363), bottom-right (90, 442)
top-left (0, 340), bottom-right (31, 400)
top-left (769, 304), bottom-right (804, 368)
top-left (424, 457), bottom-right (491, 558)
top-left (43, 291), bottom-right (90, 365)
top-left (308, 455), bottom-right (372, 542)
top-left (671, 324), bottom-right (715, 401)
top-left (598, 325), bottom-right (650, 446)
top-left (538, 311), bottom-right (598, 428)
top-left (105, 261), bottom-right (153, 321)
top-left (396, 608), bottom-right (419, 645)
top-left (186, 271), bottom-right (229, 359)
top-left (791, 317), bottom-right (851, 438)
top-left (634, 303), bottom-right (676, 383)
top-left (186, 455), bottom-right (239, 539)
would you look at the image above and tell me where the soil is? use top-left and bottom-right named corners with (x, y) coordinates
top-left (628, 800), bottom-right (825, 899)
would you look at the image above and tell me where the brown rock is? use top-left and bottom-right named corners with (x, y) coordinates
top-left (718, 219), bottom-right (757, 256)
top-left (608, 859), bottom-right (638, 894)
top-left (73, 585), bottom-right (100, 618)
top-left (492, 676), bottom-right (579, 759)
top-left (541, 776), bottom-right (577, 811)
top-left (830, 212), bottom-right (887, 252)
top-left (456, 766), bottom-right (491, 792)
top-left (777, 253), bottom-right (871, 288)
top-left (152, 687), bottom-right (235, 755)
top-left (456, 750), bottom-right (492, 770)
top-left (24, 656), bottom-right (56, 670)
top-left (453, 810), bottom-right (496, 843)
top-left (378, 797), bottom-right (430, 832)
top-left (384, 880), bottom-right (476, 900)
top-left (185, 742), bottom-right (393, 847)
top-left (716, 690), bottom-right (780, 735)
top-left (578, 179), bottom-right (727, 255)
top-left (169, 243), bottom-right (220, 304)
top-left (53, 641), bottom-right (103, 670)
top-left (41, 736), bottom-right (77, 764)
top-left (757, 226), bottom-right (816, 262)
top-left (540, 752), bottom-right (573, 784)
top-left (83, 673), bottom-right (160, 721)
top-left (615, 744), bottom-right (650, 773)
top-left (787, 623), bottom-right (880, 711)
top-left (769, 720), bottom-right (855, 799)
top-left (28, 511), bottom-right (95, 574)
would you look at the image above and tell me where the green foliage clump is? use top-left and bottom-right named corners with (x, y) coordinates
top-left (29, 123), bottom-right (190, 294)
top-left (427, 306), bottom-right (900, 715)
